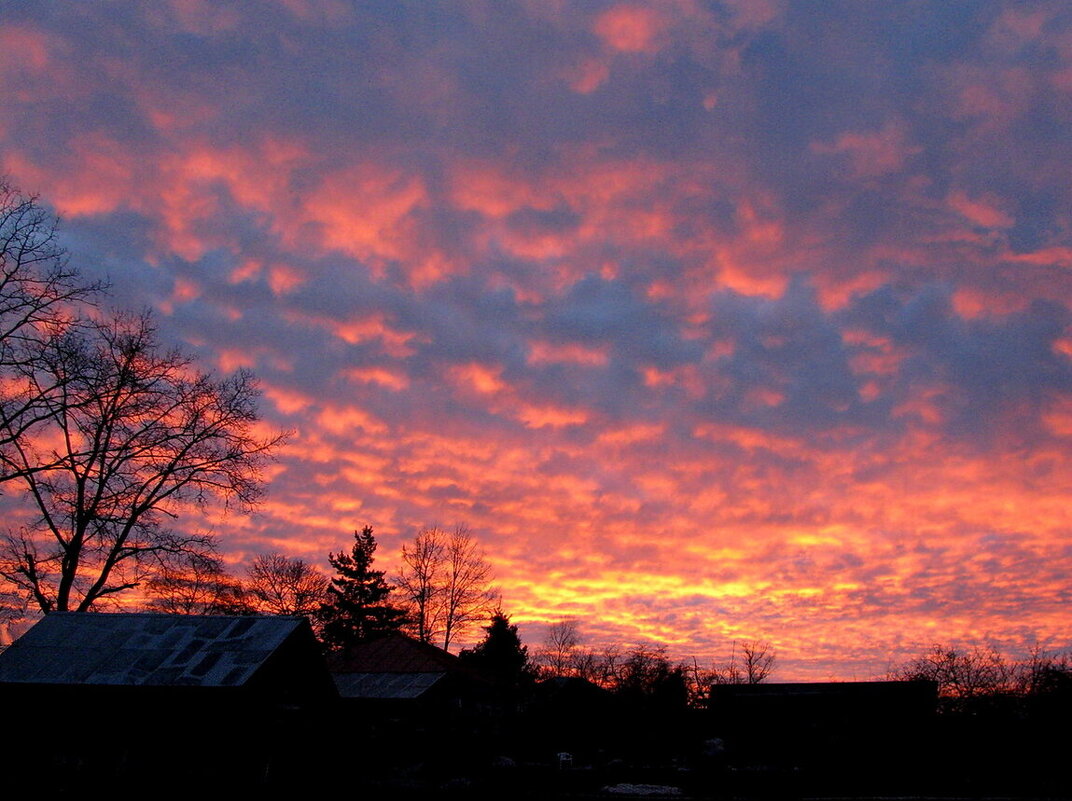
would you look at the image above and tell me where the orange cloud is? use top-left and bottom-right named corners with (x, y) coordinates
top-left (5, 2), bottom-right (1072, 680)
top-left (343, 367), bottom-right (410, 392)
top-left (594, 5), bottom-right (666, 54)
top-left (317, 404), bottom-right (388, 435)
top-left (517, 403), bottom-right (589, 428)
top-left (0, 24), bottom-right (53, 75)
top-left (264, 386), bottom-right (314, 415)
top-left (305, 163), bottom-right (426, 264)
top-left (287, 310), bottom-right (419, 357)
top-left (528, 340), bottom-right (609, 366)
top-left (450, 363), bottom-right (506, 395)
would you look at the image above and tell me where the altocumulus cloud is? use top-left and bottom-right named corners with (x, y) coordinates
top-left (2, 1), bottom-right (1072, 677)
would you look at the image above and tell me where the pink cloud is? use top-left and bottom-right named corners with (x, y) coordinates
top-left (2, 2), bottom-right (1072, 677)
top-left (812, 120), bottom-right (922, 179)
top-left (594, 5), bottom-right (666, 54)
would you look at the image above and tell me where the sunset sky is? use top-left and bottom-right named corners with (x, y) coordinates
top-left (3, 1), bottom-right (1072, 679)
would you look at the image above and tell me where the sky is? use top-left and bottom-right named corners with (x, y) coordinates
top-left (2, 1), bottom-right (1072, 679)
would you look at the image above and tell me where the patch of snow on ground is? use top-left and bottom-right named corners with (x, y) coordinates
top-left (601, 783), bottom-right (682, 796)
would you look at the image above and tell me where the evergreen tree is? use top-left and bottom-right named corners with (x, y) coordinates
top-left (460, 610), bottom-right (536, 690)
top-left (317, 526), bottom-right (406, 651)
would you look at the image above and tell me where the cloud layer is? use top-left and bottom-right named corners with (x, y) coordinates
top-left (4, 1), bottom-right (1072, 676)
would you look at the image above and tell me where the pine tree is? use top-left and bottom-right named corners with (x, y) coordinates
top-left (317, 526), bottom-right (407, 651)
top-left (460, 610), bottom-right (536, 690)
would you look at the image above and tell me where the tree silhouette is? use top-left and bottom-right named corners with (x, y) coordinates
top-left (460, 610), bottom-right (535, 690)
top-left (144, 549), bottom-right (250, 615)
top-left (0, 180), bottom-right (103, 463)
top-left (395, 524), bottom-right (495, 651)
top-left (317, 526), bottom-right (407, 651)
top-left (395, 526), bottom-right (444, 644)
top-left (246, 552), bottom-right (327, 617)
top-left (613, 645), bottom-right (688, 709)
top-left (0, 312), bottom-right (285, 613)
top-left (891, 643), bottom-right (1013, 712)
top-left (538, 619), bottom-right (581, 677)
top-left (709, 639), bottom-right (777, 685)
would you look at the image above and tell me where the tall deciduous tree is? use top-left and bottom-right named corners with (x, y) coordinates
top-left (0, 312), bottom-right (285, 613)
top-left (395, 524), bottom-right (495, 651)
top-left (318, 526), bottom-right (407, 651)
top-left (395, 526), bottom-right (445, 644)
top-left (0, 180), bottom-right (101, 463)
top-left (538, 619), bottom-right (581, 677)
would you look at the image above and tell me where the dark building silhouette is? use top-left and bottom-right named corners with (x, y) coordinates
top-left (527, 675), bottom-right (615, 756)
top-left (324, 632), bottom-right (500, 782)
top-left (708, 680), bottom-right (939, 794)
top-left (0, 612), bottom-right (335, 788)
top-left (329, 630), bottom-right (494, 710)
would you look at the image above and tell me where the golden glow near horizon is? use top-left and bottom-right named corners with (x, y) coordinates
top-left (3, 2), bottom-right (1072, 678)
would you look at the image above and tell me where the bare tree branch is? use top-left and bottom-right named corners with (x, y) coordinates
top-left (709, 639), bottom-right (777, 685)
top-left (0, 310), bottom-right (288, 613)
top-left (538, 619), bottom-right (581, 677)
top-left (246, 552), bottom-right (327, 617)
top-left (143, 547), bottom-right (250, 614)
top-left (891, 643), bottom-right (1014, 710)
top-left (395, 524), bottom-right (495, 651)
top-left (395, 526), bottom-right (446, 644)
top-left (0, 179), bottom-right (104, 462)
top-left (441, 526), bottom-right (494, 651)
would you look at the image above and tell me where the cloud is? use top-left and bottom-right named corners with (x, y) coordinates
top-left (3, 0), bottom-right (1072, 675)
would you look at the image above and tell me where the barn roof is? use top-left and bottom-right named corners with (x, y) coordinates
top-left (333, 670), bottom-right (446, 699)
top-left (327, 632), bottom-right (490, 700)
top-left (326, 632), bottom-right (465, 673)
top-left (0, 612), bottom-right (313, 688)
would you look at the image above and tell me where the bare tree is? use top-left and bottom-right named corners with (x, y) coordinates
top-left (548, 642), bottom-right (623, 688)
top-left (394, 526), bottom-right (446, 643)
top-left (246, 552), bottom-right (328, 617)
top-left (0, 312), bottom-right (286, 612)
top-left (710, 639), bottom-right (777, 685)
top-left (572, 646), bottom-right (612, 685)
top-left (682, 656), bottom-right (717, 707)
top-left (0, 180), bottom-right (102, 459)
top-left (891, 644), bottom-right (1013, 702)
top-left (741, 639), bottom-right (776, 683)
top-left (609, 644), bottom-right (688, 707)
top-left (441, 528), bottom-right (496, 650)
top-left (0, 581), bottom-right (27, 627)
top-left (144, 548), bottom-right (250, 615)
top-left (538, 619), bottom-right (581, 677)
top-left (395, 525), bottom-right (495, 651)
top-left (1016, 644), bottom-right (1072, 697)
